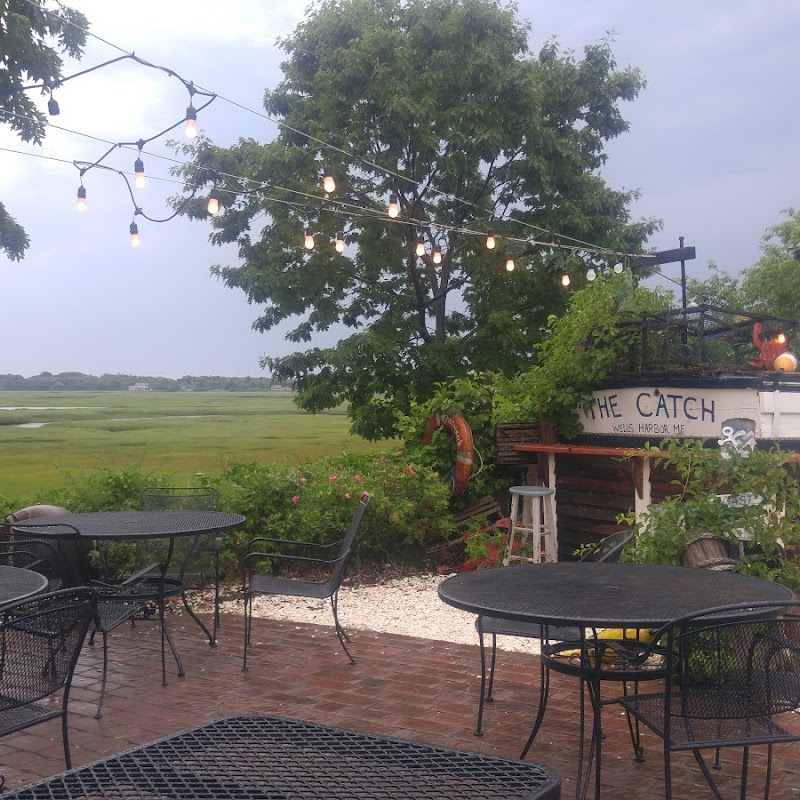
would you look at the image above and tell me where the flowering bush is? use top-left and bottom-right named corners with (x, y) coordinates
top-left (460, 517), bottom-right (511, 570)
top-left (216, 450), bottom-right (454, 570)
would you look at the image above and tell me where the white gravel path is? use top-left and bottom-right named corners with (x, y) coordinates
top-left (221, 572), bottom-right (542, 655)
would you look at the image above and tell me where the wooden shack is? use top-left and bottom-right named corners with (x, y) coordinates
top-left (499, 306), bottom-right (800, 558)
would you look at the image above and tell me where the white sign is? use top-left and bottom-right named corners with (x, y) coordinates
top-left (577, 387), bottom-right (761, 439)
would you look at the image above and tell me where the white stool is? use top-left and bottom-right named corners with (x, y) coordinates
top-left (503, 486), bottom-right (557, 565)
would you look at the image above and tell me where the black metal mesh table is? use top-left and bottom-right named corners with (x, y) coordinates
top-left (438, 562), bottom-right (794, 800)
top-left (2, 713), bottom-right (561, 799)
top-left (0, 565), bottom-right (48, 604)
top-left (438, 562), bottom-right (795, 628)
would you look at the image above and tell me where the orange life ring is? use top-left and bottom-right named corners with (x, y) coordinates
top-left (422, 412), bottom-right (474, 495)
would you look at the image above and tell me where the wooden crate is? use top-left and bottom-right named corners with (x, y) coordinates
top-left (496, 422), bottom-right (542, 465)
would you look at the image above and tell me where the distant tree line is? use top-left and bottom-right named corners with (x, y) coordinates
top-left (0, 372), bottom-right (286, 392)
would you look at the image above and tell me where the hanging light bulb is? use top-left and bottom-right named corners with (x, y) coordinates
top-left (206, 189), bottom-right (220, 216)
top-left (613, 261), bottom-right (624, 274)
top-left (335, 231), bottom-right (345, 253)
top-left (486, 228), bottom-right (496, 250)
top-left (75, 185), bottom-right (87, 213)
top-left (184, 105), bottom-right (198, 139)
top-left (505, 257), bottom-right (515, 272)
top-left (129, 222), bottom-right (141, 248)
top-left (322, 166), bottom-right (336, 194)
top-left (561, 269), bottom-right (571, 287)
top-left (134, 157), bottom-right (146, 189)
top-left (387, 193), bottom-right (400, 218)
top-left (304, 227), bottom-right (315, 250)
top-left (47, 96), bottom-right (60, 116)
top-left (432, 244), bottom-right (442, 265)
top-left (415, 234), bottom-right (425, 257)
top-left (586, 267), bottom-right (597, 282)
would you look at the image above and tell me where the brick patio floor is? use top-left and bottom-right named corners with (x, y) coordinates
top-left (1, 609), bottom-right (799, 798)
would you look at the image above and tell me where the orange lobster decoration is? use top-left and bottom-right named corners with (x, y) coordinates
top-left (748, 321), bottom-right (788, 370)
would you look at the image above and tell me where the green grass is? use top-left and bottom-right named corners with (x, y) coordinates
top-left (0, 391), bottom-right (387, 495)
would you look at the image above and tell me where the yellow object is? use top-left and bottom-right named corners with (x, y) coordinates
top-left (556, 628), bottom-right (654, 661)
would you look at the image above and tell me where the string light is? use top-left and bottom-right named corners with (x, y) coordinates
top-left (613, 261), bottom-right (624, 274)
top-left (304, 227), bottom-right (315, 250)
top-left (432, 244), bottom-right (442, 265)
top-left (322, 166), bottom-right (336, 194)
top-left (505, 257), bottom-right (515, 272)
top-left (184, 105), bottom-right (198, 139)
top-left (415, 234), bottom-right (425, 257)
top-left (387, 193), bottom-right (400, 219)
top-left (134, 156), bottom-right (146, 189)
top-left (75, 185), bottom-right (87, 213)
top-left (335, 230), bottom-right (345, 253)
top-left (47, 93), bottom-right (60, 116)
top-left (586, 267), bottom-right (597, 282)
top-left (561, 269), bottom-right (571, 287)
top-left (11, 22), bottom-right (640, 274)
top-left (129, 221), bottom-right (141, 247)
top-left (485, 228), bottom-right (496, 250)
top-left (206, 188), bottom-right (220, 216)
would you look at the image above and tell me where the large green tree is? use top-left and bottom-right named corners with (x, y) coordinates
top-left (687, 208), bottom-right (800, 320)
top-left (0, 0), bottom-right (88, 260)
top-left (177, 0), bottom-right (658, 438)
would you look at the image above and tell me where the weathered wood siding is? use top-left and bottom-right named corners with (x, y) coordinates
top-left (554, 454), bottom-right (636, 559)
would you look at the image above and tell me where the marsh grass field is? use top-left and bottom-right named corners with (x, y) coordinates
top-left (0, 391), bottom-right (385, 495)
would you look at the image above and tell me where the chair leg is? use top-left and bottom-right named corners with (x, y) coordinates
top-left (486, 633), bottom-right (498, 702)
top-left (61, 689), bottom-right (72, 769)
top-left (330, 593), bottom-right (355, 664)
top-left (96, 629), bottom-right (109, 720)
top-left (242, 591), bottom-right (250, 672)
top-left (621, 681), bottom-right (645, 762)
top-left (475, 627), bottom-right (489, 736)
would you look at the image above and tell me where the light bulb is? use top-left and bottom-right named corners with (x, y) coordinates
top-left (184, 105), bottom-right (198, 139)
top-left (486, 228), bottom-right (496, 250)
top-left (304, 227), bottom-right (315, 250)
top-left (777, 333), bottom-right (787, 345)
top-left (432, 244), bottom-right (442, 265)
top-left (47, 97), bottom-right (60, 116)
top-left (335, 231), bottom-right (345, 253)
top-left (134, 157), bottom-right (146, 189)
top-left (561, 270), bottom-right (571, 287)
top-left (207, 189), bottom-right (220, 216)
top-left (505, 257), bottom-right (515, 272)
top-left (322, 166), bottom-right (336, 194)
top-left (75, 185), bottom-right (87, 213)
top-left (586, 267), bottom-right (597, 282)
top-left (613, 261), bottom-right (624, 274)
top-left (387, 193), bottom-right (400, 218)
top-left (129, 222), bottom-right (141, 248)
top-left (415, 235), bottom-right (425, 257)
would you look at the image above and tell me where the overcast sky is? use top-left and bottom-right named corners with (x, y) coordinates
top-left (2, 0), bottom-right (798, 379)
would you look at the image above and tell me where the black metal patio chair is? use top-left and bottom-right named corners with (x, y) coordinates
top-left (474, 529), bottom-right (635, 737)
top-left (615, 600), bottom-right (800, 800)
top-left (0, 588), bottom-right (97, 788)
top-left (242, 495), bottom-right (370, 670)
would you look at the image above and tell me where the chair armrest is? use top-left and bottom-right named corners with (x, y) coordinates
top-left (244, 550), bottom-right (348, 570)
top-left (248, 536), bottom-right (343, 551)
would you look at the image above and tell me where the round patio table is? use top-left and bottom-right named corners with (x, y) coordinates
top-left (439, 562), bottom-right (794, 800)
top-left (12, 510), bottom-right (246, 678)
top-left (0, 564), bottom-right (48, 605)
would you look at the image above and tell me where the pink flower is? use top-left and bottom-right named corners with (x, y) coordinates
top-left (329, 474), bottom-right (337, 482)
top-left (405, 466), bottom-right (416, 476)
top-left (344, 493), bottom-right (351, 500)
top-left (292, 495), bottom-right (300, 504)
top-left (260, 516), bottom-right (268, 522)
top-left (354, 474), bottom-right (364, 484)
top-left (300, 476), bottom-right (307, 483)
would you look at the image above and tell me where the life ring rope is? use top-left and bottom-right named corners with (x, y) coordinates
top-left (421, 412), bottom-right (475, 495)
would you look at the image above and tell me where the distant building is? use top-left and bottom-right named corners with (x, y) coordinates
top-left (270, 384), bottom-right (293, 391)
top-left (128, 382), bottom-right (151, 391)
